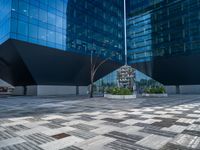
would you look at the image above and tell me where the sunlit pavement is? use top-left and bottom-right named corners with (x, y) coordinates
top-left (1, 95), bottom-right (200, 150)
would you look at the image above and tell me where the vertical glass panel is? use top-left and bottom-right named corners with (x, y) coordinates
top-left (39, 9), bottom-right (47, 22)
top-left (11, 19), bottom-right (18, 33)
top-left (56, 16), bottom-right (62, 28)
top-left (56, 32), bottom-right (62, 45)
top-left (12, 0), bottom-right (18, 12)
top-left (19, 1), bottom-right (28, 16)
top-left (29, 5), bottom-right (38, 19)
top-left (47, 30), bottom-right (55, 42)
top-left (29, 24), bottom-right (38, 38)
top-left (38, 27), bottom-right (46, 40)
top-left (48, 12), bottom-right (55, 25)
top-left (18, 20), bottom-right (28, 36)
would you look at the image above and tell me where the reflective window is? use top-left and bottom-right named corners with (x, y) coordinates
top-left (29, 24), bottom-right (38, 38)
top-left (19, 1), bottom-right (28, 16)
top-left (18, 21), bottom-right (28, 36)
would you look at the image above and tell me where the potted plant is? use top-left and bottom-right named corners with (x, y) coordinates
top-left (142, 86), bottom-right (168, 97)
top-left (104, 87), bottom-right (136, 99)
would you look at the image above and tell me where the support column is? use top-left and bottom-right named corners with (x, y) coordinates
top-left (23, 85), bottom-right (27, 96)
top-left (76, 86), bottom-right (79, 96)
top-left (176, 85), bottom-right (180, 94)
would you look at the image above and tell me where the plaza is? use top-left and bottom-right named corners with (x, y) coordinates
top-left (1, 95), bottom-right (200, 150)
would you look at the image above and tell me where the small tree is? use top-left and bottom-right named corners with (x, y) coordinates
top-left (89, 51), bottom-right (119, 98)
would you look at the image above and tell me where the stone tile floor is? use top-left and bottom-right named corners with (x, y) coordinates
top-left (1, 95), bottom-right (200, 149)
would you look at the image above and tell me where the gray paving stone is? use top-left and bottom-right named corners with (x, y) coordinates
top-left (103, 121), bottom-right (128, 128)
top-left (104, 131), bottom-right (143, 143)
top-left (60, 146), bottom-right (83, 150)
top-left (22, 133), bottom-right (55, 145)
top-left (70, 123), bottom-right (97, 131)
top-left (42, 123), bottom-right (64, 129)
top-left (0, 130), bottom-right (17, 140)
top-left (106, 140), bottom-right (154, 150)
top-left (6, 124), bottom-right (29, 132)
top-left (161, 143), bottom-right (195, 150)
top-left (102, 118), bottom-right (124, 123)
top-left (68, 129), bottom-right (97, 139)
top-left (0, 142), bottom-right (43, 150)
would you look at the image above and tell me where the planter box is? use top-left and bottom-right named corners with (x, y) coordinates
top-left (0, 87), bottom-right (14, 95)
top-left (142, 93), bottom-right (168, 97)
top-left (104, 94), bottom-right (136, 99)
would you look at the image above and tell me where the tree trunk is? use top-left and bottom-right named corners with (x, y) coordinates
top-left (90, 83), bottom-right (93, 98)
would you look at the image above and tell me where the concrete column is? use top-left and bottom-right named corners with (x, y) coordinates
top-left (23, 85), bottom-right (27, 96)
top-left (176, 85), bottom-right (180, 94)
top-left (76, 86), bottom-right (79, 95)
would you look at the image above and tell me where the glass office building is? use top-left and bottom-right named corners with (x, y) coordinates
top-left (1, 0), bottom-right (200, 89)
top-left (7, 0), bottom-right (124, 60)
top-left (0, 0), bottom-right (124, 86)
top-left (127, 0), bottom-right (200, 85)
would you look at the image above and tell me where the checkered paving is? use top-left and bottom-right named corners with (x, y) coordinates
top-left (1, 95), bottom-right (200, 149)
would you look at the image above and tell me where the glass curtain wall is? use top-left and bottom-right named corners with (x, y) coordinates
top-left (127, 0), bottom-right (200, 64)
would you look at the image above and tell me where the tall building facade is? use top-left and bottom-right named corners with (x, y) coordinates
top-left (0, 0), bottom-right (124, 87)
top-left (1, 0), bottom-right (200, 95)
top-left (127, 0), bottom-right (200, 85)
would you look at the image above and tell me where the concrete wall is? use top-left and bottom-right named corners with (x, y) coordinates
top-left (180, 85), bottom-right (200, 94)
top-left (13, 85), bottom-right (88, 96)
top-left (165, 86), bottom-right (177, 94)
top-left (79, 86), bottom-right (88, 95)
top-left (12, 86), bottom-right (24, 95)
top-left (165, 85), bottom-right (200, 94)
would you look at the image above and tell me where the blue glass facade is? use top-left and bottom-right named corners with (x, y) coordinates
top-left (127, 0), bottom-right (200, 64)
top-left (127, 13), bottom-right (152, 64)
top-left (66, 0), bottom-right (124, 61)
top-left (10, 0), bottom-right (68, 50)
top-left (0, 0), bottom-right (12, 44)
top-left (126, 0), bottom-right (200, 85)
top-left (0, 0), bottom-right (124, 86)
top-left (0, 0), bottom-right (124, 61)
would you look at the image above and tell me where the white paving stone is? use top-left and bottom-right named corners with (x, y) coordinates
top-left (15, 126), bottom-right (50, 136)
top-left (171, 134), bottom-right (200, 149)
top-left (0, 137), bottom-right (26, 148)
top-left (9, 117), bottom-right (33, 121)
top-left (187, 124), bottom-right (200, 131)
top-left (91, 125), bottom-right (120, 134)
top-left (120, 126), bottom-right (144, 134)
top-left (23, 120), bottom-right (49, 128)
top-left (41, 126), bottom-right (76, 136)
top-left (40, 136), bottom-right (84, 150)
top-left (42, 114), bottom-right (66, 120)
top-left (136, 135), bottom-right (172, 149)
top-left (177, 118), bottom-right (196, 124)
top-left (141, 119), bottom-right (162, 124)
top-left (1, 120), bottom-right (29, 127)
top-left (162, 125), bottom-right (187, 133)
top-left (76, 135), bottom-right (115, 150)
top-left (187, 114), bottom-right (200, 118)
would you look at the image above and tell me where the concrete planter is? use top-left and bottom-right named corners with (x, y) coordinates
top-left (0, 87), bottom-right (14, 95)
top-left (104, 94), bottom-right (136, 99)
top-left (142, 93), bottom-right (168, 97)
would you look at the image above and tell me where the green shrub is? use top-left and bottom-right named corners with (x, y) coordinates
top-left (106, 87), bottom-right (132, 95)
top-left (144, 86), bottom-right (166, 94)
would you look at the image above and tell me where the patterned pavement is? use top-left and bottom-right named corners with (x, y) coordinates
top-left (1, 95), bottom-right (200, 150)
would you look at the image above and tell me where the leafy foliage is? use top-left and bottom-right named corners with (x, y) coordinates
top-left (144, 86), bottom-right (166, 94)
top-left (106, 87), bottom-right (132, 95)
